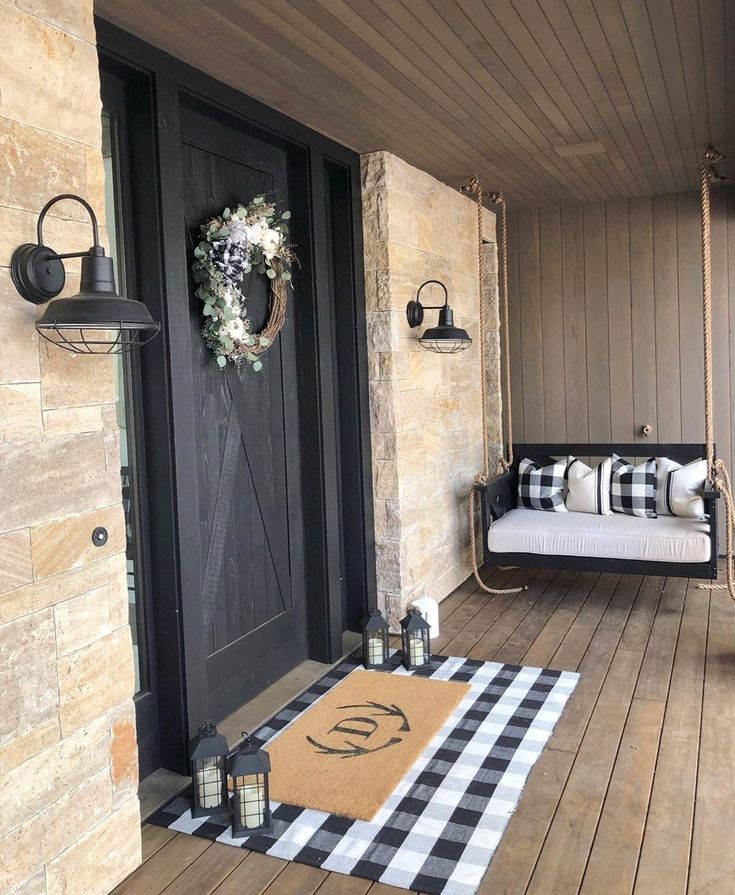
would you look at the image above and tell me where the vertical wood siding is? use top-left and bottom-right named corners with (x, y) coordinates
top-left (508, 188), bottom-right (735, 476)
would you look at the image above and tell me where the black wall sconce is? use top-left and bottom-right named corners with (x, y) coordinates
top-left (11, 193), bottom-right (160, 354)
top-left (406, 280), bottom-right (472, 354)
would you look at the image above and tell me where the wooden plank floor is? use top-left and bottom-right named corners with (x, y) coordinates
top-left (116, 566), bottom-right (735, 895)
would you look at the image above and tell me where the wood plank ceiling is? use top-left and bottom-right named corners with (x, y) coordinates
top-left (96, 0), bottom-right (734, 208)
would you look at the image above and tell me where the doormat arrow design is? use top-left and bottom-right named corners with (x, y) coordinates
top-left (306, 701), bottom-right (410, 758)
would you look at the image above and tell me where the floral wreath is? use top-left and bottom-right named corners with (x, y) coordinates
top-left (191, 196), bottom-right (295, 371)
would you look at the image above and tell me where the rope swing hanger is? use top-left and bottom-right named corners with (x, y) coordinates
top-left (697, 145), bottom-right (734, 600)
top-left (462, 175), bottom-right (525, 596)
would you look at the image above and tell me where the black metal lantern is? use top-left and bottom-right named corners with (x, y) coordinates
top-left (230, 733), bottom-right (272, 837)
top-left (190, 720), bottom-right (230, 818)
top-left (361, 607), bottom-right (390, 669)
top-left (406, 280), bottom-right (472, 354)
top-left (400, 607), bottom-right (431, 670)
top-left (10, 193), bottom-right (160, 354)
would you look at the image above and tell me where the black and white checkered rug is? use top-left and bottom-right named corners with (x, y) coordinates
top-left (149, 654), bottom-right (578, 895)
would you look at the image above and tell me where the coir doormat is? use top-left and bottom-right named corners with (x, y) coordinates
top-left (149, 654), bottom-right (579, 895)
top-left (267, 669), bottom-right (470, 820)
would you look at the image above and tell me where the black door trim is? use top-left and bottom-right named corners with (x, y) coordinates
top-left (96, 19), bottom-right (376, 770)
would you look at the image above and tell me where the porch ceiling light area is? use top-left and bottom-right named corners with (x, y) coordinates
top-left (11, 193), bottom-right (160, 354)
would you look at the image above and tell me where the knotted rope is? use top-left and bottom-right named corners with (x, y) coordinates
top-left (696, 146), bottom-right (734, 599)
top-left (463, 176), bottom-right (524, 596)
top-left (489, 190), bottom-right (514, 473)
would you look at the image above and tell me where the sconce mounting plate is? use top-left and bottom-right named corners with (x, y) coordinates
top-left (406, 300), bottom-right (424, 328)
top-left (11, 243), bottom-right (65, 305)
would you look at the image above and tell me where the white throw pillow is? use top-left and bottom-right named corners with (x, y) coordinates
top-left (656, 457), bottom-right (707, 518)
top-left (566, 456), bottom-right (613, 515)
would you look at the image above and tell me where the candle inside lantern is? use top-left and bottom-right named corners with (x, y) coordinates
top-left (196, 759), bottom-right (222, 808)
top-left (237, 778), bottom-right (265, 828)
top-left (367, 634), bottom-right (384, 665)
top-left (409, 634), bottom-right (425, 667)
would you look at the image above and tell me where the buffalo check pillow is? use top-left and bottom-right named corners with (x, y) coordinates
top-left (517, 457), bottom-right (567, 512)
top-left (610, 454), bottom-right (657, 518)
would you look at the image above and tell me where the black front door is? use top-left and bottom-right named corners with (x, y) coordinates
top-left (98, 22), bottom-right (377, 774)
top-left (180, 101), bottom-right (308, 721)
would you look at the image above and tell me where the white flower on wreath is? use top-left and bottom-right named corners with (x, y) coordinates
top-left (224, 317), bottom-right (246, 341)
top-left (244, 220), bottom-right (269, 246)
top-left (261, 228), bottom-right (282, 261)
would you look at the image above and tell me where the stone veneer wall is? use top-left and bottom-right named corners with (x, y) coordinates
top-left (362, 152), bottom-right (502, 627)
top-left (0, 4), bottom-right (141, 894)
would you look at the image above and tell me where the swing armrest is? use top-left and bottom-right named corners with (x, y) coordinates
top-left (476, 471), bottom-right (516, 525)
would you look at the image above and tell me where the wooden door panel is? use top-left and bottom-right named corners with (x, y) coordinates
top-left (180, 102), bottom-right (307, 716)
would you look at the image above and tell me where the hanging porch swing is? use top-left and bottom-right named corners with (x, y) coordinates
top-left (467, 146), bottom-right (734, 599)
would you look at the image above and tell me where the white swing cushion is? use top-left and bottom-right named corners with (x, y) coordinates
top-left (487, 507), bottom-right (711, 564)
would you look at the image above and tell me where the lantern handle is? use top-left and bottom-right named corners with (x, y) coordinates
top-left (240, 732), bottom-right (252, 748)
top-left (198, 719), bottom-right (217, 737)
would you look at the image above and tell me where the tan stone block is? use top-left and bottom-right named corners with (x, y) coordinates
top-left (110, 707), bottom-right (139, 799)
top-left (101, 404), bottom-right (124, 503)
top-left (15, 0), bottom-right (95, 42)
top-left (46, 795), bottom-right (141, 895)
top-left (42, 405), bottom-right (104, 436)
top-left (0, 206), bottom-right (92, 270)
top-left (0, 8), bottom-right (102, 148)
top-left (57, 627), bottom-right (136, 734)
top-left (368, 380), bottom-right (396, 434)
top-left (0, 717), bottom-right (109, 839)
top-left (368, 351), bottom-right (394, 382)
top-left (31, 503), bottom-right (125, 579)
top-left (362, 239), bottom-right (389, 272)
top-left (375, 539), bottom-right (401, 592)
top-left (360, 152), bottom-right (388, 192)
top-left (54, 573), bottom-right (127, 658)
top-left (363, 269), bottom-right (379, 312)
top-left (0, 769), bottom-right (112, 894)
top-left (366, 311), bottom-right (400, 353)
top-left (377, 589), bottom-right (404, 632)
top-left (417, 213), bottom-right (434, 251)
top-left (385, 241), bottom-right (429, 276)
top-left (361, 188), bottom-right (389, 244)
top-left (371, 432), bottom-right (396, 460)
top-left (7, 869), bottom-right (47, 895)
top-left (0, 383), bottom-right (42, 443)
top-left (373, 499), bottom-right (402, 542)
top-left (0, 119), bottom-right (91, 221)
top-left (0, 529), bottom-right (33, 595)
top-left (0, 269), bottom-right (41, 385)
top-left (0, 432), bottom-right (111, 531)
top-left (383, 203), bottom-right (418, 247)
top-left (372, 458), bottom-right (399, 500)
top-left (481, 206), bottom-right (497, 241)
top-left (399, 412), bottom-right (421, 434)
top-left (374, 270), bottom-right (394, 311)
top-left (40, 340), bottom-right (117, 409)
top-left (384, 157), bottom-right (433, 200)
top-left (0, 716), bottom-right (59, 776)
top-left (0, 556), bottom-right (113, 624)
top-left (0, 609), bottom-right (58, 751)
